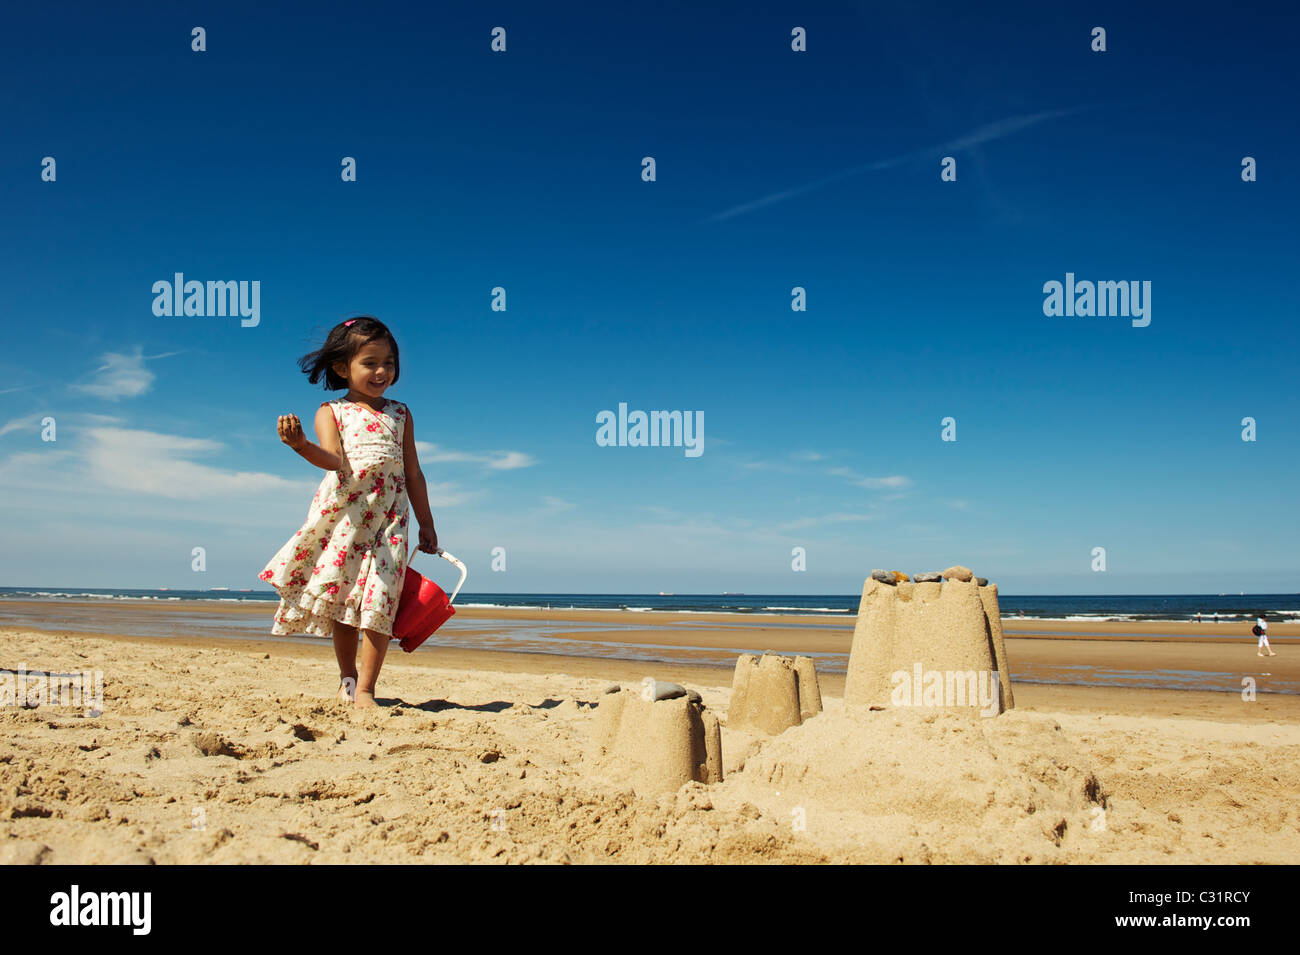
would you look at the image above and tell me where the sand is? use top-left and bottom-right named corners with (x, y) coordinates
top-left (2, 606), bottom-right (1298, 864)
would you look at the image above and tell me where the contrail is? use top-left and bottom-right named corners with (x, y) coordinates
top-left (701, 105), bottom-right (1087, 223)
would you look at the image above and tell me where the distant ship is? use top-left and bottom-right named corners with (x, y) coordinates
top-left (658, 591), bottom-right (674, 596)
top-left (722, 592), bottom-right (745, 595)
top-left (208, 587), bottom-right (230, 591)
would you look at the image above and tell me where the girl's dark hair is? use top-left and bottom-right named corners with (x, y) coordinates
top-left (297, 316), bottom-right (400, 391)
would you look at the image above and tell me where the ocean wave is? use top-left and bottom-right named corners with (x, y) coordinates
top-left (1006, 613), bottom-right (1266, 624)
top-left (764, 606), bottom-right (852, 613)
top-left (1057, 615), bottom-right (1143, 622)
top-left (0, 591), bottom-right (268, 604)
top-left (457, 602), bottom-right (547, 610)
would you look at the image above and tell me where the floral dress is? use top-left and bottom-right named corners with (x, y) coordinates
top-left (258, 398), bottom-right (410, 638)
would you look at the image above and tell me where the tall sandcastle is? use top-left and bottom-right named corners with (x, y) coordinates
top-left (844, 566), bottom-right (1014, 715)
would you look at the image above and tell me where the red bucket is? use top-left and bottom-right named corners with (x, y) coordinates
top-left (392, 549), bottom-right (467, 652)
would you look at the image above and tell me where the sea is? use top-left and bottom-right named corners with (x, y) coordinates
top-left (1, 588), bottom-right (1297, 622)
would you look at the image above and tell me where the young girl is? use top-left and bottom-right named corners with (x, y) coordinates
top-left (258, 316), bottom-right (440, 708)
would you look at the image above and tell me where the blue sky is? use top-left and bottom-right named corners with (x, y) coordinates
top-left (1, 1), bottom-right (1297, 595)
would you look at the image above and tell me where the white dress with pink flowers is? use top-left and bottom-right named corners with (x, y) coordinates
top-left (258, 398), bottom-right (410, 637)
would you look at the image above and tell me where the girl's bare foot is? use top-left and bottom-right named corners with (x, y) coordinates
top-left (354, 690), bottom-right (377, 709)
top-left (338, 676), bottom-right (357, 703)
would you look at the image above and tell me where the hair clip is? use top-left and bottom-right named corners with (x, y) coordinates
top-left (343, 320), bottom-right (356, 326)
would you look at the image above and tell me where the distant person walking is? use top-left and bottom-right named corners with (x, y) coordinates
top-left (1253, 614), bottom-right (1275, 657)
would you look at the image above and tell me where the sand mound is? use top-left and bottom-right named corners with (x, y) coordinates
top-left (729, 703), bottom-right (1106, 862)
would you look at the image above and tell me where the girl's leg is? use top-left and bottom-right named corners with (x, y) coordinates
top-left (354, 628), bottom-right (391, 708)
top-left (332, 620), bottom-right (360, 699)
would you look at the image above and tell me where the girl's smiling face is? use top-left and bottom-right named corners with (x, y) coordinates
top-left (334, 339), bottom-right (395, 400)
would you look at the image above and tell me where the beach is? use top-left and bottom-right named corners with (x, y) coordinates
top-left (2, 602), bottom-right (1298, 863)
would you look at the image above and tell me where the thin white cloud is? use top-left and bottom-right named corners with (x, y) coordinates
top-left (829, 466), bottom-right (911, 490)
top-left (68, 347), bottom-right (184, 401)
top-left (0, 413), bottom-right (48, 439)
top-left (489, 451), bottom-right (535, 471)
top-left (423, 482), bottom-right (477, 507)
top-left (72, 350), bottom-right (154, 400)
top-left (638, 505), bottom-right (681, 521)
top-left (702, 106), bottom-right (1085, 223)
top-left (792, 450), bottom-right (824, 462)
top-left (853, 476), bottom-right (910, 489)
top-left (0, 443), bottom-right (314, 544)
top-left (80, 426), bottom-right (306, 499)
top-left (414, 441), bottom-right (536, 470)
top-left (776, 512), bottom-right (875, 531)
top-left (738, 456), bottom-right (804, 473)
top-left (0, 420), bottom-right (479, 526)
top-left (0, 411), bottom-right (125, 439)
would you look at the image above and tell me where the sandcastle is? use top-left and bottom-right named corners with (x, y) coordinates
top-left (844, 565), bottom-right (1014, 716)
top-left (587, 684), bottom-right (723, 795)
top-left (727, 653), bottom-right (823, 735)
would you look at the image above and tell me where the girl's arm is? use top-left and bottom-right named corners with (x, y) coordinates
top-left (277, 406), bottom-right (345, 472)
top-left (402, 408), bottom-right (438, 547)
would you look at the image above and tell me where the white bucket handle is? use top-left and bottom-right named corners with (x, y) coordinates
top-left (427, 547), bottom-right (468, 604)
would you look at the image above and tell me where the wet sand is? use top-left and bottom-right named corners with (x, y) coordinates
top-left (2, 599), bottom-right (1295, 698)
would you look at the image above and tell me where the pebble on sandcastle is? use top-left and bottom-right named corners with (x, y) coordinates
top-left (588, 681), bottom-right (722, 795)
top-left (728, 653), bottom-right (823, 735)
top-left (845, 565), bottom-right (1015, 715)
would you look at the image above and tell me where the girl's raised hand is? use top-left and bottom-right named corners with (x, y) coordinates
top-left (277, 414), bottom-right (307, 450)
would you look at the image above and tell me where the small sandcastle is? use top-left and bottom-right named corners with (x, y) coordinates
top-left (587, 682), bottom-right (723, 795)
top-left (727, 653), bottom-right (823, 735)
top-left (844, 565), bottom-right (1014, 716)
